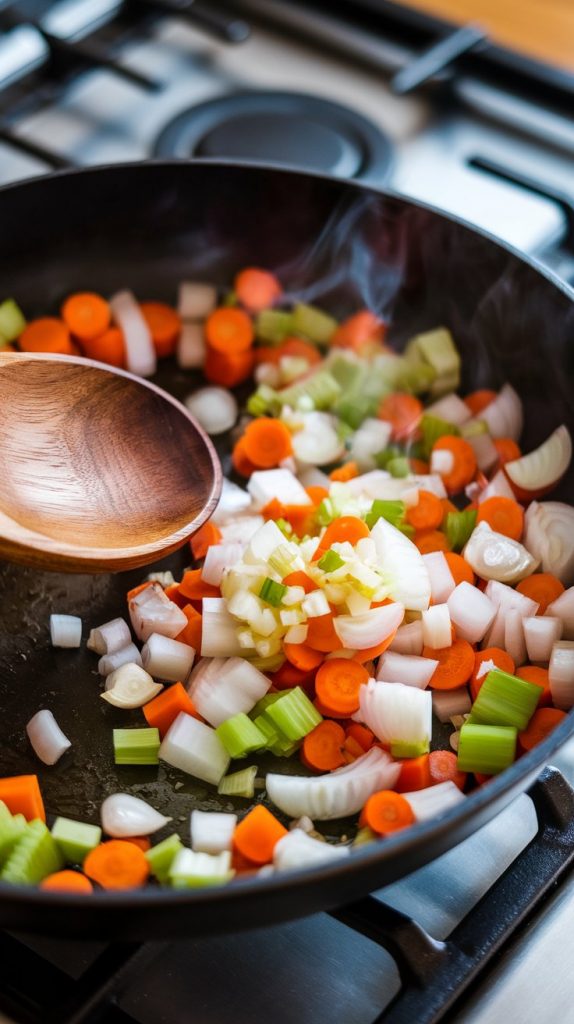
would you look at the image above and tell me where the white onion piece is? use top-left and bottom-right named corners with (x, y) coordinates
top-left (467, 431), bottom-right (499, 473)
top-left (422, 604), bottom-right (451, 649)
top-left (423, 552), bottom-right (456, 604)
top-left (478, 470), bottom-right (516, 504)
top-left (141, 633), bottom-right (195, 683)
top-left (87, 617), bottom-right (131, 656)
top-left (177, 281), bottom-right (217, 320)
top-left (547, 588), bottom-right (574, 640)
top-left (430, 449), bottom-right (455, 476)
top-left (211, 478), bottom-right (252, 526)
top-left (376, 652), bottom-right (438, 689)
top-left (389, 620), bottom-right (424, 656)
top-left (185, 387), bottom-right (238, 436)
top-left (432, 687), bottom-right (471, 722)
top-left (50, 614), bottom-right (82, 648)
top-left (129, 583), bottom-right (187, 642)
top-left (549, 642), bottom-right (574, 710)
top-left (403, 781), bottom-right (465, 822)
top-left (483, 580), bottom-right (539, 649)
top-left (176, 322), bottom-right (206, 369)
top-left (160, 711), bottom-right (230, 785)
top-left (506, 425), bottom-right (572, 493)
top-left (349, 418), bottom-right (392, 471)
top-left (333, 602), bottom-right (404, 650)
top-left (523, 616), bottom-right (563, 663)
top-left (504, 609), bottom-right (527, 667)
top-left (188, 656), bottom-right (270, 727)
top-left (247, 468), bottom-right (312, 509)
top-left (479, 383), bottom-right (523, 440)
top-left (273, 830), bottom-right (350, 871)
top-left (102, 662), bottom-right (163, 708)
top-left (219, 516), bottom-right (264, 545)
top-left (476, 658), bottom-right (496, 682)
top-left (98, 643), bottom-right (142, 676)
top-left (426, 393), bottom-right (472, 426)
top-left (524, 502), bottom-right (574, 585)
top-left (297, 466), bottom-right (331, 490)
top-left (201, 598), bottom-right (246, 658)
top-left (447, 582), bottom-right (496, 643)
top-left (26, 710), bottom-right (71, 765)
top-left (464, 522), bottom-right (538, 583)
top-left (190, 810), bottom-right (237, 855)
top-left (292, 412), bottom-right (344, 466)
top-left (255, 363), bottom-right (281, 387)
top-left (357, 679), bottom-right (432, 747)
top-left (245, 520), bottom-right (294, 564)
top-left (101, 793), bottom-right (170, 837)
top-left (109, 290), bottom-right (156, 377)
top-left (201, 542), bottom-right (244, 586)
top-left (371, 517), bottom-right (431, 611)
top-left (266, 748), bottom-right (400, 820)
top-left (411, 474), bottom-right (448, 499)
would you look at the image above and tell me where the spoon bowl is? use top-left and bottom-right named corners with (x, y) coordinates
top-left (0, 352), bottom-right (222, 572)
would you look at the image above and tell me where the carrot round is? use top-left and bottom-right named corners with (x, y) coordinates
top-left (40, 870), bottom-right (94, 894)
top-left (19, 317), bottom-right (73, 355)
top-left (414, 530), bottom-right (450, 555)
top-left (432, 436), bottom-right (477, 494)
top-left (315, 658), bottom-right (369, 716)
top-left (234, 268), bottom-right (281, 312)
top-left (283, 641), bottom-right (324, 672)
top-left (493, 437), bottom-right (521, 466)
top-left (424, 637), bottom-right (475, 690)
top-left (516, 665), bottom-right (552, 707)
top-left (143, 681), bottom-right (199, 737)
top-left (444, 551), bottom-right (475, 586)
top-left (428, 749), bottom-right (467, 791)
top-left (406, 490), bottom-right (444, 531)
top-left (190, 521), bottom-right (222, 561)
top-left (140, 301), bottom-right (182, 358)
top-left (516, 573), bottom-right (565, 615)
top-left (330, 461), bottom-right (359, 483)
top-left (331, 310), bottom-right (385, 350)
top-left (61, 292), bottom-right (110, 341)
top-left (313, 516), bottom-right (370, 559)
top-left (204, 346), bottom-right (254, 387)
top-left (0, 774), bottom-right (45, 821)
top-left (346, 723), bottom-right (375, 751)
top-left (242, 418), bottom-right (293, 468)
top-left (518, 707), bottom-right (566, 753)
top-left (231, 437), bottom-right (259, 477)
top-left (81, 327), bottom-right (125, 367)
top-left (301, 721), bottom-right (346, 772)
top-left (233, 805), bottom-right (287, 865)
top-left (470, 647), bottom-right (515, 701)
top-left (395, 754), bottom-right (431, 793)
top-left (378, 392), bottom-right (423, 441)
top-left (83, 840), bottom-right (150, 890)
top-left (205, 307), bottom-right (254, 354)
top-left (463, 389), bottom-right (497, 416)
top-left (359, 790), bottom-right (415, 835)
top-left (306, 611), bottom-right (342, 653)
top-left (477, 496), bottom-right (524, 540)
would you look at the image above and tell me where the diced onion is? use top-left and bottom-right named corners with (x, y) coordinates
top-left (188, 656), bottom-right (270, 727)
top-left (201, 542), bottom-right (244, 586)
top-left (432, 687), bottom-right (471, 722)
top-left (403, 781), bottom-right (465, 821)
top-left (50, 614), bottom-right (82, 649)
top-left (101, 793), bottom-right (170, 837)
top-left (129, 583), bottom-right (188, 642)
top-left (87, 617), bottom-right (131, 656)
top-left (357, 679), bottom-right (432, 747)
top-left (549, 642), bottom-right (574, 710)
top-left (190, 810), bottom-right (237, 855)
top-left (266, 748), bottom-right (400, 820)
top-left (479, 383), bottom-right (523, 440)
top-left (350, 418), bottom-right (392, 471)
top-left (219, 516), bottom-right (265, 545)
top-left (101, 662), bottom-right (163, 708)
top-left (211, 478), bottom-right (252, 526)
top-left (447, 582), bottom-right (496, 643)
top-left (478, 470), bottom-right (516, 504)
top-left (334, 602), bottom-right (404, 650)
top-left (546, 588), bottom-right (574, 640)
top-left (464, 522), bottom-right (538, 584)
top-left (98, 642), bottom-right (142, 676)
top-left (248, 469), bottom-right (312, 509)
top-left (371, 517), bottom-right (431, 611)
top-left (141, 633), bottom-right (195, 682)
top-left (109, 290), bottom-right (156, 377)
top-left (426, 393), bottom-right (472, 426)
top-left (422, 604), bottom-right (451, 649)
top-left (185, 387), bottom-right (238, 436)
top-left (292, 412), bottom-right (344, 466)
top-left (178, 281), bottom-right (217, 320)
top-left (159, 711), bottom-right (230, 785)
top-left (389, 620), bottom-right (424, 656)
top-left (430, 449), bottom-right (455, 476)
top-left (177, 323), bottom-right (206, 369)
top-left (504, 609), bottom-right (527, 667)
top-left (423, 552), bottom-right (456, 604)
top-left (376, 651), bottom-right (438, 688)
top-left (523, 616), bottom-right (563, 663)
top-left (483, 580), bottom-right (539, 649)
top-left (273, 829), bottom-right (350, 870)
top-left (524, 502), bottom-right (574, 585)
top-left (467, 432), bottom-right (499, 473)
top-left (26, 709), bottom-right (71, 765)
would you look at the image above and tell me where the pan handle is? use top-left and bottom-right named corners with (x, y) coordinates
top-left (332, 765), bottom-right (574, 1023)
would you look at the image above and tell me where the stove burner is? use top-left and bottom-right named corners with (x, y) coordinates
top-left (153, 91), bottom-right (393, 182)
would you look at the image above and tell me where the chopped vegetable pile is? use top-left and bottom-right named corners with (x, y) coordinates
top-left (1, 267), bottom-right (573, 893)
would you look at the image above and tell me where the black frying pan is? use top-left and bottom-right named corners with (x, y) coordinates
top-left (0, 161), bottom-right (573, 940)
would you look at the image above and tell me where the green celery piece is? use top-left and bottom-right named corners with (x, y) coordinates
top-left (387, 457), bottom-right (410, 478)
top-left (0, 299), bottom-right (26, 342)
top-left (259, 577), bottom-right (287, 607)
top-left (318, 549), bottom-right (345, 573)
top-left (471, 668), bottom-right (541, 732)
top-left (113, 727), bottom-right (160, 765)
top-left (390, 739), bottom-right (430, 758)
top-left (250, 691), bottom-right (291, 719)
top-left (445, 509), bottom-right (477, 552)
top-left (0, 802), bottom-right (27, 868)
top-left (275, 519), bottom-right (294, 539)
top-left (405, 327), bottom-right (460, 397)
top-left (336, 420), bottom-right (355, 443)
top-left (266, 686), bottom-right (322, 741)
top-left (353, 826), bottom-right (377, 847)
top-left (51, 817), bottom-right (102, 864)
top-left (217, 765), bottom-right (258, 798)
top-left (255, 309), bottom-right (294, 343)
top-left (461, 418), bottom-right (488, 439)
top-left (365, 499), bottom-right (406, 530)
top-left (317, 498), bottom-right (337, 527)
top-left (374, 445), bottom-right (404, 469)
top-left (335, 393), bottom-right (379, 429)
top-left (216, 714), bottom-right (267, 759)
top-left (169, 850), bottom-right (234, 888)
top-left (246, 385), bottom-right (281, 417)
top-left (145, 834), bottom-right (183, 884)
top-left (252, 714), bottom-right (279, 749)
top-left (328, 355), bottom-right (365, 391)
top-left (398, 523), bottom-right (415, 538)
top-left (420, 414), bottom-right (460, 458)
top-left (0, 819), bottom-right (63, 885)
top-left (457, 723), bottom-right (517, 775)
top-left (277, 369), bottom-right (341, 411)
top-left (268, 544), bottom-right (297, 577)
top-left (292, 303), bottom-right (338, 344)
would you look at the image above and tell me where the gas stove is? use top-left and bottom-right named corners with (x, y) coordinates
top-left (0, 3), bottom-right (574, 1022)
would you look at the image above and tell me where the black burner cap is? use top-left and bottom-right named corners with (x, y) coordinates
top-left (153, 91), bottom-right (393, 183)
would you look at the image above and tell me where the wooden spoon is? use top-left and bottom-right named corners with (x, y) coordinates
top-left (0, 352), bottom-right (222, 572)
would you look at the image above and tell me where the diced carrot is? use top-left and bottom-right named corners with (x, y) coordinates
top-left (330, 461), bottom-right (359, 483)
top-left (282, 571), bottom-right (318, 593)
top-left (269, 660), bottom-right (316, 692)
top-left (280, 337), bottom-right (322, 364)
top-left (474, 772), bottom-right (493, 786)
top-left (19, 317), bottom-right (74, 355)
top-left (346, 723), bottom-right (375, 751)
top-left (406, 490), bottom-right (444, 531)
top-left (178, 569), bottom-right (220, 601)
top-left (409, 458), bottom-right (430, 474)
top-left (232, 436), bottom-right (259, 477)
top-left (164, 582), bottom-right (189, 609)
top-left (122, 836), bottom-right (152, 852)
top-left (359, 791), bottom-right (415, 835)
top-left (477, 496), bottom-right (524, 540)
top-left (428, 749), bottom-right (467, 791)
top-left (314, 658), bottom-right (370, 716)
top-left (516, 573), bottom-right (565, 615)
top-left (81, 327), bottom-right (125, 368)
top-left (205, 307), bottom-right (254, 354)
top-left (233, 805), bottom-right (287, 865)
top-left (470, 647), bottom-right (515, 701)
top-left (378, 392), bottom-right (423, 441)
top-left (414, 529), bottom-right (450, 554)
top-left (305, 486), bottom-right (329, 506)
top-left (306, 611), bottom-right (341, 653)
top-left (140, 301), bottom-right (182, 358)
top-left (283, 642), bottom-right (324, 672)
top-left (0, 775), bottom-right (45, 821)
top-left (343, 735), bottom-right (367, 762)
top-left (331, 310), bottom-right (385, 350)
top-left (518, 708), bottom-right (566, 753)
top-left (301, 721), bottom-right (346, 771)
top-left (463, 389), bottom-right (497, 416)
top-left (444, 551), bottom-right (475, 586)
top-left (395, 754), bottom-right (431, 793)
top-left (204, 347), bottom-right (254, 388)
top-left (516, 665), bottom-right (552, 707)
top-left (143, 682), bottom-right (199, 737)
top-left (424, 638), bottom-right (475, 690)
top-left (493, 437), bottom-right (521, 467)
top-left (40, 870), bottom-right (94, 894)
top-left (242, 419), bottom-right (293, 469)
top-left (175, 605), bottom-right (202, 651)
top-left (84, 840), bottom-right (149, 890)
top-left (313, 516), bottom-right (370, 559)
top-left (190, 521), bottom-right (222, 560)
top-left (431, 436), bottom-right (477, 495)
top-left (234, 268), bottom-right (282, 312)
top-left (61, 292), bottom-right (111, 342)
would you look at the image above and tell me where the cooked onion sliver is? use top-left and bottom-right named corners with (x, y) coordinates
top-left (505, 425), bottom-right (572, 493)
top-left (185, 387), bottom-right (238, 436)
top-left (266, 748), bottom-right (400, 820)
top-left (549, 642), bottom-right (574, 710)
top-left (376, 652), bottom-right (438, 689)
top-left (523, 616), bottom-right (563, 664)
top-left (334, 602), bottom-right (404, 650)
top-left (524, 502), bottom-right (574, 585)
top-left (447, 582), bottom-right (496, 644)
top-left (477, 470), bottom-right (516, 504)
top-left (101, 662), bottom-right (163, 709)
top-left (479, 383), bottom-right (523, 440)
top-left (464, 522), bottom-right (538, 584)
top-left (426, 393), bottom-right (471, 426)
top-left (201, 598), bottom-right (249, 658)
top-left (101, 793), bottom-right (170, 837)
top-left (403, 781), bottom-right (465, 822)
top-left (26, 710), bottom-right (71, 766)
top-left (211, 478), bottom-right (252, 526)
top-left (273, 829), bottom-right (350, 870)
top-left (110, 290), bottom-right (156, 378)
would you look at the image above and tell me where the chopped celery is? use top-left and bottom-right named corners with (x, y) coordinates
top-left (390, 739), bottom-right (430, 758)
top-left (329, 356), bottom-right (364, 390)
top-left (0, 819), bottom-right (63, 885)
top-left (248, 651), bottom-right (286, 673)
top-left (372, 353), bottom-right (436, 395)
top-left (250, 691), bottom-right (291, 719)
top-left (113, 727), bottom-right (160, 765)
top-left (335, 393), bottom-right (379, 429)
top-left (223, 290), bottom-right (238, 307)
top-left (317, 498), bottom-right (337, 527)
top-left (457, 723), bottom-right (517, 774)
top-left (365, 499), bottom-right (406, 530)
top-left (51, 816), bottom-right (102, 864)
top-left (169, 848), bottom-right (234, 888)
top-left (259, 577), bottom-right (288, 607)
top-left (461, 419), bottom-right (488, 439)
top-left (292, 303), bottom-right (337, 344)
top-left (0, 299), bottom-right (26, 342)
top-left (445, 509), bottom-right (477, 552)
top-left (278, 369), bottom-right (341, 411)
top-left (275, 519), bottom-right (294, 539)
top-left (471, 668), bottom-right (541, 731)
top-left (255, 309), bottom-right (294, 343)
top-left (266, 686), bottom-right (322, 741)
top-left (268, 544), bottom-right (298, 577)
top-left (246, 384), bottom-right (281, 417)
top-left (405, 327), bottom-right (460, 398)
top-left (374, 445), bottom-right (404, 469)
top-left (217, 765), bottom-right (258, 798)
top-left (0, 802), bottom-right (27, 867)
top-left (318, 550), bottom-right (345, 573)
top-left (336, 419), bottom-right (355, 443)
top-left (252, 714), bottom-right (279, 747)
top-left (387, 457), bottom-right (410, 478)
top-left (353, 826), bottom-right (377, 847)
top-left (216, 713), bottom-right (267, 759)
top-left (145, 833), bottom-right (183, 883)
top-left (420, 414), bottom-right (460, 458)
